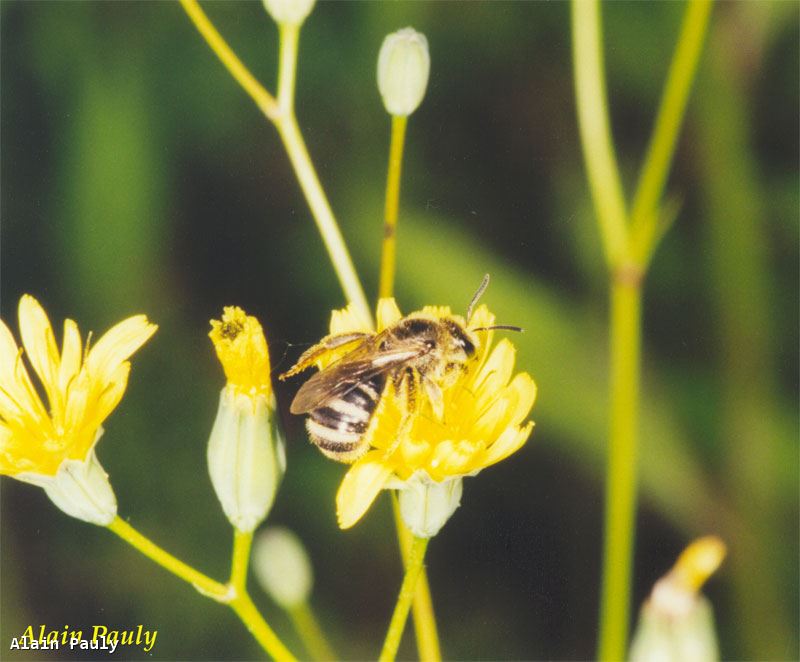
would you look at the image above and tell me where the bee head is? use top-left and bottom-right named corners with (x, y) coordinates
top-left (442, 318), bottom-right (478, 359)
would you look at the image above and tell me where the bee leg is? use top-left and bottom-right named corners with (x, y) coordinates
top-left (384, 368), bottom-right (419, 457)
top-left (404, 367), bottom-right (419, 414)
top-left (279, 332), bottom-right (370, 379)
top-left (424, 379), bottom-right (445, 421)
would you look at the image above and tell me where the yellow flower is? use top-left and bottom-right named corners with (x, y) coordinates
top-left (208, 306), bottom-right (285, 532)
top-left (209, 306), bottom-right (272, 398)
top-left (327, 298), bottom-right (537, 534)
top-left (0, 295), bottom-right (156, 524)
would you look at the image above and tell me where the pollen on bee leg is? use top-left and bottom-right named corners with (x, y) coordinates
top-left (424, 379), bottom-right (444, 420)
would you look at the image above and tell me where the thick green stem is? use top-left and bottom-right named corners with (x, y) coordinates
top-left (277, 23), bottom-right (299, 115)
top-left (230, 529), bottom-right (253, 590)
top-left (571, 2), bottom-right (712, 658)
top-left (597, 276), bottom-right (642, 661)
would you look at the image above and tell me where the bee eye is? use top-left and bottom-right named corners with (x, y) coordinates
top-left (425, 340), bottom-right (435, 350)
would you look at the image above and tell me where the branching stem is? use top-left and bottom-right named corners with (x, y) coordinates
top-left (108, 517), bottom-right (297, 661)
top-left (571, 1), bottom-right (713, 659)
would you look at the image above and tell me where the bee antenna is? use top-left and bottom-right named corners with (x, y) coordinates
top-left (466, 274), bottom-right (491, 323)
top-left (471, 324), bottom-right (524, 333)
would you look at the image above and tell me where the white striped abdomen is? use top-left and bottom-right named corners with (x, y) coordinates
top-left (305, 374), bottom-right (386, 462)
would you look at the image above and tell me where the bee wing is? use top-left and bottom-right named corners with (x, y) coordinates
top-left (289, 345), bottom-right (424, 414)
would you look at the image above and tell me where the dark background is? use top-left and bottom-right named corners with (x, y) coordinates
top-left (2, 1), bottom-right (798, 660)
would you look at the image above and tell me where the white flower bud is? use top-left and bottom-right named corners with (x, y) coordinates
top-left (377, 28), bottom-right (430, 117)
top-left (253, 527), bottom-right (313, 609)
top-left (629, 595), bottom-right (719, 662)
top-left (262, 0), bottom-right (316, 27)
top-left (17, 442), bottom-right (117, 526)
top-left (396, 472), bottom-right (462, 538)
top-left (630, 537), bottom-right (726, 662)
top-left (207, 386), bottom-right (286, 532)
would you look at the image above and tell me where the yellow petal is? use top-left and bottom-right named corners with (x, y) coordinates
top-left (85, 315), bottom-right (157, 384)
top-left (399, 435), bottom-right (431, 467)
top-left (506, 373), bottom-right (537, 425)
top-left (18, 295), bottom-right (60, 406)
top-left (69, 364), bottom-right (128, 437)
top-left (441, 440), bottom-right (483, 475)
top-left (467, 304), bottom-right (495, 330)
top-left (63, 372), bottom-right (92, 437)
top-left (672, 536), bottom-right (727, 593)
top-left (58, 319), bottom-right (82, 395)
top-left (470, 396), bottom-right (510, 440)
top-left (336, 451), bottom-right (394, 529)
top-left (419, 305), bottom-right (453, 320)
top-left (330, 303), bottom-right (372, 335)
top-left (472, 338), bottom-right (516, 396)
top-left (482, 422), bottom-right (534, 468)
top-left (426, 439), bottom-right (456, 481)
top-left (0, 320), bottom-right (47, 424)
top-left (0, 317), bottom-right (20, 381)
top-left (0, 320), bottom-right (25, 417)
top-left (376, 298), bottom-right (402, 331)
top-left (0, 424), bottom-right (16, 472)
top-left (209, 307), bottom-right (271, 394)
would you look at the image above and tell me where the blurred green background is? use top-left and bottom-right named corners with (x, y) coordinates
top-left (2, 1), bottom-right (797, 660)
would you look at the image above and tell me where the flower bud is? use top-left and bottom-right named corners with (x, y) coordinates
top-left (208, 307), bottom-right (285, 532)
top-left (253, 527), bottom-right (313, 609)
top-left (17, 442), bottom-right (117, 526)
top-left (629, 537), bottom-right (726, 662)
top-left (208, 386), bottom-right (285, 533)
top-left (262, 0), bottom-right (316, 27)
top-left (396, 472), bottom-right (462, 538)
top-left (377, 28), bottom-right (430, 117)
top-left (630, 596), bottom-right (719, 662)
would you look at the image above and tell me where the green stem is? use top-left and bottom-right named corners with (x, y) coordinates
top-left (230, 591), bottom-right (298, 662)
top-left (277, 23), bottom-right (299, 115)
top-left (597, 276), bottom-right (642, 661)
top-left (378, 535), bottom-right (430, 662)
top-left (180, 0), bottom-right (372, 326)
top-left (629, 0), bottom-right (714, 239)
top-left (571, 0), bottom-right (628, 267)
top-left (273, 21), bottom-right (372, 324)
top-left (179, 0), bottom-right (279, 121)
top-left (230, 528), bottom-right (253, 590)
top-left (391, 494), bottom-right (441, 662)
top-left (276, 114), bottom-right (372, 325)
top-left (108, 517), bottom-right (297, 661)
top-left (571, 2), bottom-right (713, 659)
top-left (378, 115), bottom-right (408, 299)
top-left (288, 602), bottom-right (338, 661)
top-left (107, 516), bottom-right (229, 600)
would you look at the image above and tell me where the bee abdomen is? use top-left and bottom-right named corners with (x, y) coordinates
top-left (306, 375), bottom-right (386, 462)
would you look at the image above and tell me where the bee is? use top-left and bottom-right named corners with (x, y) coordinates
top-left (279, 275), bottom-right (520, 463)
